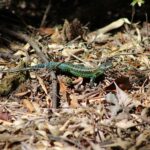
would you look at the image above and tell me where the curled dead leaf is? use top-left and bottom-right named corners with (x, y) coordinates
top-left (22, 99), bottom-right (35, 113)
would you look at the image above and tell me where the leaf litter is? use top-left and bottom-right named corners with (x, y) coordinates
top-left (0, 18), bottom-right (150, 149)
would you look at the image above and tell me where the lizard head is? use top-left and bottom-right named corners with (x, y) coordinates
top-left (90, 61), bottom-right (112, 84)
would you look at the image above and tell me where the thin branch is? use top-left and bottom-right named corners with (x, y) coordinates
top-left (40, 0), bottom-right (52, 27)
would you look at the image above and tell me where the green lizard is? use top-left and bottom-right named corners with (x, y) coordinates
top-left (0, 61), bottom-right (112, 82)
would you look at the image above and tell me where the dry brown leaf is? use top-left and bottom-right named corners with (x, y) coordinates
top-left (46, 123), bottom-right (60, 136)
top-left (0, 112), bottom-right (11, 121)
top-left (58, 76), bottom-right (69, 102)
top-left (72, 77), bottom-right (83, 85)
top-left (0, 133), bottom-right (29, 143)
top-left (13, 119), bottom-right (27, 130)
top-left (22, 43), bottom-right (30, 51)
top-left (59, 118), bottom-right (73, 132)
top-left (21, 142), bottom-right (36, 150)
top-left (38, 27), bottom-right (55, 35)
top-left (37, 76), bottom-right (48, 94)
top-left (32, 102), bottom-right (41, 113)
top-left (53, 142), bottom-right (64, 148)
top-left (87, 18), bottom-right (130, 43)
top-left (102, 138), bottom-right (132, 149)
top-left (62, 48), bottom-right (84, 57)
top-left (69, 94), bottom-right (80, 108)
top-left (106, 83), bottom-right (136, 118)
top-left (14, 50), bottom-right (27, 58)
top-left (115, 119), bottom-right (137, 129)
top-left (0, 120), bottom-right (12, 126)
top-left (22, 99), bottom-right (35, 112)
top-left (136, 130), bottom-right (150, 147)
top-left (48, 43), bottom-right (64, 51)
top-left (138, 55), bottom-right (150, 68)
top-left (34, 140), bottom-right (50, 150)
top-left (51, 28), bottom-right (63, 43)
top-left (36, 130), bottom-right (48, 139)
top-left (62, 19), bottom-right (84, 41)
top-left (14, 90), bottom-right (30, 97)
top-left (105, 76), bottom-right (132, 91)
top-left (58, 77), bottom-right (67, 94)
top-left (45, 95), bottom-right (51, 107)
top-left (114, 82), bottom-right (132, 107)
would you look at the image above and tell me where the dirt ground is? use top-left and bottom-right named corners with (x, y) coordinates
top-left (0, 1), bottom-right (150, 149)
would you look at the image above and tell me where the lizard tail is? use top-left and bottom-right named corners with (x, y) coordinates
top-left (0, 63), bottom-right (47, 73)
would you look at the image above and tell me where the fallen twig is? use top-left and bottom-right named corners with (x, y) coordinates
top-left (40, 0), bottom-right (52, 27)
